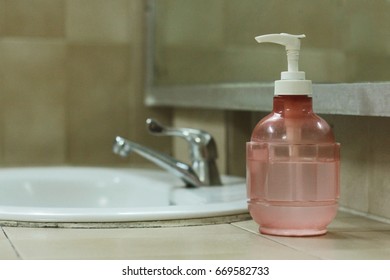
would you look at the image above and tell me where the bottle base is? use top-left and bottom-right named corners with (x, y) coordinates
top-left (249, 201), bottom-right (338, 237)
top-left (259, 227), bottom-right (327, 237)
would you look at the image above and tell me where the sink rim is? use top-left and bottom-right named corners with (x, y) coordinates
top-left (0, 200), bottom-right (248, 223)
top-left (0, 166), bottom-right (248, 223)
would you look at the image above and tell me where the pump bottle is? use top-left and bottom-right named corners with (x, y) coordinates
top-left (246, 33), bottom-right (340, 236)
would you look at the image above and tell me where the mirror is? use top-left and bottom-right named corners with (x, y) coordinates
top-left (146, 0), bottom-right (390, 116)
top-left (152, 0), bottom-right (389, 86)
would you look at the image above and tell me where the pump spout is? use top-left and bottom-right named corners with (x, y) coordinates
top-left (255, 33), bottom-right (305, 73)
top-left (254, 33), bottom-right (305, 51)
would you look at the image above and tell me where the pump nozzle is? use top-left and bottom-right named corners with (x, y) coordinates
top-left (255, 33), bottom-right (305, 73)
top-left (255, 33), bottom-right (305, 50)
top-left (255, 33), bottom-right (312, 95)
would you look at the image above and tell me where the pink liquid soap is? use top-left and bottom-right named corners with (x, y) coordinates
top-left (247, 142), bottom-right (340, 236)
top-left (247, 95), bottom-right (341, 237)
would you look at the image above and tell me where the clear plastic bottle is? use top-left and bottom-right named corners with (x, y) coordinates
top-left (247, 34), bottom-right (340, 236)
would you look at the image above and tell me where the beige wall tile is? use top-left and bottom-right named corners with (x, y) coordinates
top-left (1, 0), bottom-right (65, 37)
top-left (324, 115), bottom-right (390, 220)
top-left (156, 0), bottom-right (224, 48)
top-left (155, 47), bottom-right (226, 86)
top-left (66, 0), bottom-right (131, 43)
top-left (225, 0), bottom-right (343, 49)
top-left (67, 44), bottom-right (132, 165)
top-left (157, 46), bottom-right (348, 85)
top-left (368, 117), bottom-right (390, 218)
top-left (0, 39), bottom-right (67, 165)
top-left (325, 115), bottom-right (370, 213)
top-left (0, 1), bottom-right (4, 36)
top-left (0, 0), bottom-right (170, 168)
top-left (343, 0), bottom-right (389, 54)
top-left (226, 111), bottom-right (252, 177)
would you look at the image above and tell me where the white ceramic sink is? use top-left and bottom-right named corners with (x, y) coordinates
top-left (0, 167), bottom-right (247, 223)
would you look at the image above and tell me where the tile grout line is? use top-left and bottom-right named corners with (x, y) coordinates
top-left (229, 223), bottom-right (322, 259)
top-left (1, 227), bottom-right (23, 260)
top-left (339, 206), bottom-right (390, 225)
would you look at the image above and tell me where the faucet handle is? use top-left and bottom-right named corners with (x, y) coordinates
top-left (146, 118), bottom-right (216, 157)
top-left (147, 119), bottom-right (209, 145)
top-left (146, 118), bottom-right (221, 186)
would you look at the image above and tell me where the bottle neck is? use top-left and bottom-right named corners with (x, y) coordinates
top-left (273, 95), bottom-right (313, 117)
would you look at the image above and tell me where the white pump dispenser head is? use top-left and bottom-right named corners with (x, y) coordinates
top-left (255, 33), bottom-right (312, 96)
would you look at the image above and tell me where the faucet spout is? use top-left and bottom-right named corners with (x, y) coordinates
top-left (113, 136), bottom-right (203, 187)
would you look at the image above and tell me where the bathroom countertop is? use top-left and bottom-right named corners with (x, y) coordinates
top-left (1, 211), bottom-right (390, 260)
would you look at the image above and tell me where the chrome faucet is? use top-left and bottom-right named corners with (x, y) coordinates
top-left (113, 118), bottom-right (222, 187)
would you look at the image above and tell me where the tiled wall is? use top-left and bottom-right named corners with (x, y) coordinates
top-left (0, 0), bottom-right (171, 167)
top-left (325, 115), bottom-right (390, 220)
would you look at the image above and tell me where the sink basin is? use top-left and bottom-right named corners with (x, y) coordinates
top-left (0, 167), bottom-right (247, 224)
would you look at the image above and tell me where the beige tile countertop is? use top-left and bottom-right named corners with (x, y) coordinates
top-left (1, 211), bottom-right (390, 260)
